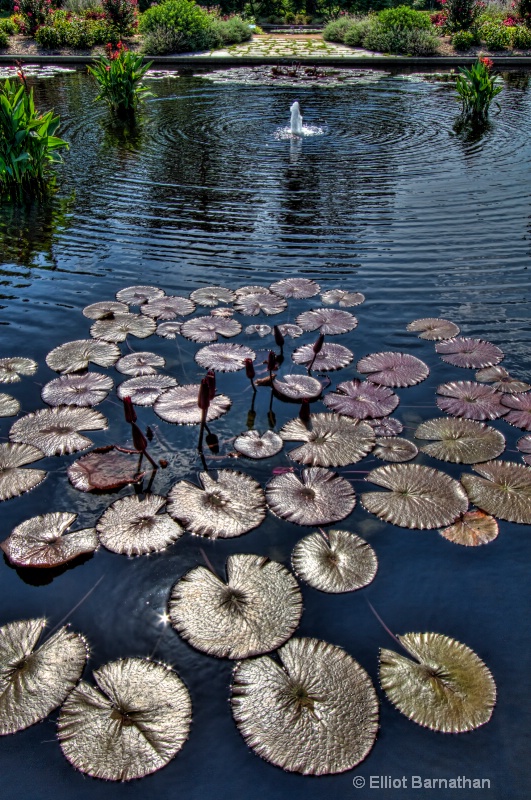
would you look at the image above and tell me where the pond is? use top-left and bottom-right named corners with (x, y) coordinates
top-left (0, 67), bottom-right (530, 800)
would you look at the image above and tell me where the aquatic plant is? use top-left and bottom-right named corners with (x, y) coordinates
top-left (455, 57), bottom-right (503, 120)
top-left (87, 43), bottom-right (153, 117)
top-left (0, 77), bottom-right (69, 200)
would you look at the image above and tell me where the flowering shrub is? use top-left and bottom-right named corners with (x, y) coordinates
top-left (452, 28), bottom-right (478, 47)
top-left (455, 57), bottom-right (502, 119)
top-left (35, 11), bottom-right (112, 47)
top-left (87, 42), bottom-right (153, 116)
top-left (14, 0), bottom-right (52, 35)
top-left (438, 0), bottom-right (485, 32)
top-left (101, 0), bottom-right (138, 34)
top-left (480, 19), bottom-right (511, 47)
top-left (515, 0), bottom-right (531, 25)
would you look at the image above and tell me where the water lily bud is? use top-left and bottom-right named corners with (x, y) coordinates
top-left (132, 422), bottom-right (147, 452)
top-left (206, 432), bottom-right (219, 454)
top-left (313, 334), bottom-right (325, 354)
top-left (267, 351), bottom-right (277, 372)
top-left (299, 399), bottom-right (310, 422)
top-left (273, 325), bottom-right (284, 348)
top-left (123, 396), bottom-right (137, 424)
top-left (245, 358), bottom-right (255, 380)
top-left (146, 426), bottom-right (154, 441)
top-left (198, 378), bottom-right (210, 410)
top-left (206, 370), bottom-right (216, 400)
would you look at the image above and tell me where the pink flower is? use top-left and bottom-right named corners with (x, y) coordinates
top-left (13, 4), bottom-right (19, 10)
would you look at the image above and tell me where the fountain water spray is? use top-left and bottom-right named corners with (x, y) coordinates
top-left (290, 101), bottom-right (303, 135)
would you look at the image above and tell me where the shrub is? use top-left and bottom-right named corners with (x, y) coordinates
top-left (455, 56), bottom-right (502, 118)
top-left (0, 75), bottom-right (69, 199)
top-left (0, 29), bottom-right (7, 47)
top-left (343, 17), bottom-right (373, 44)
top-left (210, 14), bottom-right (252, 44)
top-left (13, 0), bottom-right (52, 35)
top-left (35, 12), bottom-right (112, 48)
top-left (480, 19), bottom-right (511, 46)
top-left (510, 22), bottom-right (531, 45)
top-left (0, 17), bottom-right (19, 35)
top-left (363, 21), bottom-right (439, 52)
top-left (62, 0), bottom-right (104, 13)
top-left (141, 23), bottom-right (186, 52)
top-left (451, 28), bottom-right (478, 46)
top-left (513, 0), bottom-right (531, 24)
top-left (101, 0), bottom-right (137, 33)
top-left (440, 0), bottom-right (485, 32)
top-left (139, 0), bottom-right (216, 52)
top-left (322, 16), bottom-right (360, 41)
top-left (377, 5), bottom-right (432, 29)
top-left (88, 41), bottom-right (153, 116)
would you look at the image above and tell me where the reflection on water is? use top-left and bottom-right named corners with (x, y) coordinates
top-left (0, 69), bottom-right (531, 800)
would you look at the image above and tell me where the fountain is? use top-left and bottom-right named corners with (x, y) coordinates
top-left (290, 101), bottom-right (303, 135)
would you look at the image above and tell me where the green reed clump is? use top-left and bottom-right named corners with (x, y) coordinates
top-left (455, 57), bottom-right (502, 119)
top-left (88, 42), bottom-right (153, 117)
top-left (0, 74), bottom-right (69, 200)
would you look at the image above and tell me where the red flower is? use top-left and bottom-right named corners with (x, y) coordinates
top-left (480, 56), bottom-right (494, 68)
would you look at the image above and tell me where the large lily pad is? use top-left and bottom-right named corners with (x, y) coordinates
top-left (291, 529), bottom-right (377, 593)
top-left (361, 463), bottom-right (468, 529)
top-left (439, 510), bottom-right (499, 547)
top-left (415, 417), bottom-right (505, 464)
top-left (0, 357), bottom-right (37, 384)
top-left (460, 461), bottom-right (531, 524)
top-left (190, 285), bottom-right (236, 307)
top-left (435, 337), bottom-right (504, 369)
top-left (46, 339), bottom-right (120, 373)
top-left (117, 375), bottom-right (178, 406)
top-left (181, 316), bottom-right (241, 343)
top-left (323, 379), bottom-right (399, 419)
top-left (167, 470), bottom-right (266, 538)
top-left (41, 373), bottom-right (113, 407)
top-left (358, 352), bottom-right (429, 388)
top-left (475, 366), bottom-right (530, 394)
top-left (234, 430), bottom-right (283, 459)
top-left (500, 392), bottom-right (531, 430)
top-left (279, 413), bottom-right (375, 467)
top-left (82, 300), bottom-right (128, 319)
top-left (292, 342), bottom-right (353, 372)
top-left (97, 494), bottom-right (184, 556)
top-left (156, 322), bottom-right (182, 339)
top-left (67, 447), bottom-right (144, 492)
top-left (154, 384), bottom-right (231, 424)
top-left (273, 374), bottom-right (323, 401)
top-left (406, 318), bottom-right (460, 341)
top-left (195, 343), bottom-right (255, 373)
top-left (1, 512), bottom-right (98, 568)
top-left (320, 289), bottom-right (365, 307)
top-left (116, 285), bottom-right (165, 305)
top-left (266, 467), bottom-right (356, 526)
top-left (436, 381), bottom-right (507, 421)
top-left (0, 619), bottom-right (88, 735)
top-left (269, 278), bottom-right (320, 299)
top-left (116, 352), bottom-right (165, 377)
top-left (169, 554), bottom-right (302, 659)
top-left (231, 637), bottom-right (379, 775)
top-left (296, 308), bottom-right (357, 335)
top-left (373, 437), bottom-right (418, 463)
top-left (57, 658), bottom-right (192, 781)
top-left (140, 295), bottom-right (195, 320)
top-left (0, 394), bottom-right (20, 417)
top-left (0, 443), bottom-right (46, 502)
top-left (90, 313), bottom-right (156, 343)
top-left (234, 291), bottom-right (287, 317)
top-left (10, 407), bottom-right (108, 457)
top-left (379, 632), bottom-right (496, 733)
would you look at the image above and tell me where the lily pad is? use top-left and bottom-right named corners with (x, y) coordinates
top-left (46, 339), bottom-right (120, 373)
top-left (190, 286), bottom-right (236, 307)
top-left (273, 374), bottom-right (323, 401)
top-left (1, 512), bottom-right (98, 568)
top-left (234, 430), bottom-right (283, 459)
top-left (475, 366), bottom-right (530, 394)
top-left (231, 637), bottom-right (379, 775)
top-left (435, 338), bottom-right (504, 369)
top-left (500, 392), bottom-right (531, 430)
top-left (90, 313), bottom-right (156, 343)
top-left (167, 470), bottom-right (266, 538)
top-left (0, 443), bottom-right (46, 502)
top-left (373, 437), bottom-right (418, 463)
top-left (320, 289), bottom-right (365, 307)
top-left (57, 658), bottom-right (192, 781)
top-left (279, 413), bottom-right (375, 467)
top-left (140, 295), bottom-right (195, 320)
top-left (358, 352), bottom-right (429, 388)
top-left (82, 301), bottom-right (128, 320)
top-left (67, 447), bottom-right (144, 492)
top-left (117, 375), bottom-right (178, 407)
top-left (168, 554), bottom-right (302, 659)
top-left (292, 342), bottom-right (353, 372)
top-left (296, 308), bottom-right (358, 335)
top-left (517, 435), bottom-right (531, 465)
top-left (116, 352), bottom-right (165, 377)
top-left (361, 463), bottom-right (468, 529)
top-left (269, 278), bottom-right (320, 299)
top-left (154, 384), bottom-right (231, 424)
top-left (266, 467), bottom-right (356, 526)
top-left (195, 343), bottom-right (255, 373)
top-left (97, 494), bottom-right (184, 555)
top-left (181, 316), bottom-right (241, 343)
top-left (245, 324), bottom-right (271, 338)
top-left (439, 510), bottom-right (499, 547)
top-left (291, 529), bottom-right (377, 593)
top-left (379, 632), bottom-right (496, 733)
top-left (0, 394), bottom-right (20, 417)
top-left (10, 407), bottom-right (108, 457)
top-left (460, 461), bottom-right (531, 524)
top-left (276, 323), bottom-right (303, 339)
top-left (415, 417), bottom-right (505, 464)
top-left (367, 417), bottom-right (404, 437)
top-left (0, 618), bottom-right (88, 735)
top-left (323, 379), bottom-right (399, 419)
top-left (406, 318), bottom-right (460, 341)
top-left (0, 357), bottom-right (38, 384)
top-left (116, 285), bottom-right (165, 305)
top-left (156, 322), bottom-right (182, 339)
top-left (234, 291), bottom-right (287, 317)
top-left (41, 373), bottom-right (113, 407)
top-left (436, 381), bottom-right (508, 420)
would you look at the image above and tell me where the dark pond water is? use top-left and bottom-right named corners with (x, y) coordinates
top-left (1, 67), bottom-right (531, 800)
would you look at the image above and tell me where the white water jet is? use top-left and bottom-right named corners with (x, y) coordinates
top-left (290, 101), bottom-right (303, 136)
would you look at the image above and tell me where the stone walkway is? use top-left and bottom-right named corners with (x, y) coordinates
top-left (190, 34), bottom-right (379, 59)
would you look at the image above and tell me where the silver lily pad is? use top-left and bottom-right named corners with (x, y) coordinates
top-left (234, 291), bottom-right (287, 317)
top-left (320, 289), bottom-right (365, 307)
top-left (46, 339), bottom-right (120, 373)
top-left (195, 343), bottom-right (255, 373)
top-left (266, 467), bottom-right (356, 526)
top-left (323, 379), bottom-right (399, 419)
top-left (116, 285), bottom-right (165, 305)
top-left (90, 313), bottom-right (156, 343)
top-left (296, 308), bottom-right (358, 335)
top-left (269, 278), bottom-right (320, 299)
top-left (0, 443), bottom-right (46, 502)
top-left (10, 407), bottom-right (108, 457)
top-left (292, 529), bottom-right (377, 593)
top-left (140, 295), bottom-right (195, 320)
top-left (415, 417), bottom-right (506, 464)
top-left (0, 357), bottom-right (38, 384)
top-left (436, 381), bottom-right (508, 421)
top-left (97, 494), bottom-right (184, 555)
top-left (82, 301), bottom-right (128, 319)
top-left (190, 286), bottom-right (236, 307)
top-left (292, 342), bottom-right (353, 372)
top-left (406, 318), bottom-right (460, 341)
top-left (273, 374), bottom-right (323, 401)
top-left (373, 437), bottom-right (418, 463)
top-left (0, 394), bottom-right (20, 417)
top-left (1, 512), bottom-right (98, 568)
top-left (117, 375), bottom-right (178, 407)
top-left (156, 322), bottom-right (182, 339)
top-left (116, 352), bottom-right (165, 377)
top-left (181, 316), bottom-right (241, 343)
top-left (154, 384), bottom-right (231, 424)
top-left (280, 413), bottom-right (375, 467)
top-left (234, 430), bottom-right (283, 459)
top-left (41, 373), bottom-right (113, 407)
top-left (460, 461), bottom-right (531, 524)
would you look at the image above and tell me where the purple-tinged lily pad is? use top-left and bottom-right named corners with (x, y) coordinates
top-left (323, 379), bottom-right (399, 419)
top-left (41, 373), bottom-right (113, 407)
top-left (118, 375), bottom-right (178, 406)
top-left (234, 430), bottom-right (283, 459)
top-left (517, 435), bottom-right (531, 465)
top-left (358, 352), bottom-right (429, 388)
top-left (439, 510), bottom-right (498, 547)
top-left (195, 343), bottom-right (255, 373)
top-left (436, 381), bottom-right (508, 421)
top-left (475, 365), bottom-right (530, 394)
top-left (320, 289), bottom-right (365, 307)
top-left (461, 460), bottom-right (531, 523)
top-left (116, 285), bottom-right (165, 305)
top-left (245, 324), bottom-right (272, 338)
top-left (116, 352), bottom-right (165, 377)
top-left (90, 313), bottom-right (156, 343)
top-left (269, 278), bottom-right (320, 299)
top-left (296, 308), bottom-right (358, 335)
top-left (292, 342), bottom-right (353, 372)
top-left (373, 437), bottom-right (418, 463)
top-left (82, 301), bottom-right (128, 320)
top-left (406, 318), bottom-right (460, 341)
top-left (156, 322), bottom-right (182, 339)
top-left (234, 291), bottom-right (287, 317)
top-left (273, 374), bottom-right (323, 401)
top-left (181, 316), bottom-right (241, 343)
top-left (67, 446), bottom-right (144, 491)
top-left (435, 337), bottom-right (504, 369)
top-left (191, 286), bottom-right (236, 307)
top-left (154, 384), bottom-right (231, 424)
top-left (500, 392), bottom-right (531, 430)
top-left (367, 417), bottom-right (404, 437)
top-left (140, 295), bottom-right (195, 320)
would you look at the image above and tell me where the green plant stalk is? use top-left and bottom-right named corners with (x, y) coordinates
top-left (455, 60), bottom-right (502, 119)
top-left (88, 50), bottom-right (153, 116)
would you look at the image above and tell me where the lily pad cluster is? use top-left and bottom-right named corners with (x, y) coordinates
top-left (3, 286), bottom-right (528, 780)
